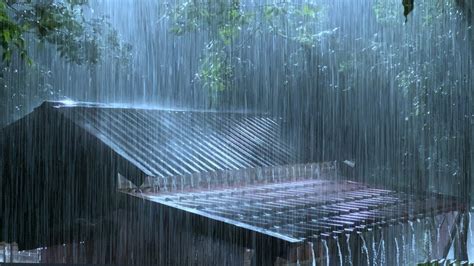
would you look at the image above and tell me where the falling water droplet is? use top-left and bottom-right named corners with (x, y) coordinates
top-left (395, 237), bottom-right (400, 266)
top-left (372, 233), bottom-right (378, 266)
top-left (322, 239), bottom-right (330, 266)
top-left (359, 234), bottom-right (370, 266)
top-left (409, 221), bottom-right (416, 260)
top-left (336, 237), bottom-right (343, 266)
top-left (345, 234), bottom-right (353, 266)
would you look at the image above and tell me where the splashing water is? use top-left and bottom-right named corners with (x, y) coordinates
top-left (311, 243), bottom-right (316, 266)
top-left (401, 224), bottom-right (408, 265)
top-left (335, 237), bottom-right (343, 266)
top-left (395, 237), bottom-right (400, 266)
top-left (322, 239), bottom-right (330, 266)
top-left (359, 234), bottom-right (370, 266)
top-left (379, 232), bottom-right (386, 265)
top-left (409, 220), bottom-right (416, 260)
top-left (372, 233), bottom-right (378, 266)
top-left (469, 212), bottom-right (473, 245)
top-left (436, 220), bottom-right (441, 246)
top-left (345, 234), bottom-right (353, 266)
top-left (424, 226), bottom-right (433, 260)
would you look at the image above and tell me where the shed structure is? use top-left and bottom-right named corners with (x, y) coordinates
top-left (0, 101), bottom-right (295, 251)
top-left (0, 101), bottom-right (466, 265)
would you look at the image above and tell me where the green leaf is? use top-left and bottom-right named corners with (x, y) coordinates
top-left (301, 4), bottom-right (317, 18)
top-left (3, 29), bottom-right (11, 43)
top-left (2, 49), bottom-right (12, 62)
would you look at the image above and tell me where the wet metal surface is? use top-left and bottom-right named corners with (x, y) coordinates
top-left (132, 163), bottom-right (464, 245)
top-left (46, 101), bottom-right (295, 180)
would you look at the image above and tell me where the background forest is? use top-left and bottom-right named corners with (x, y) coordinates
top-left (1, 0), bottom-right (473, 202)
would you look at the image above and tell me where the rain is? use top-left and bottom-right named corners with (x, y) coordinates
top-left (0, 0), bottom-right (473, 265)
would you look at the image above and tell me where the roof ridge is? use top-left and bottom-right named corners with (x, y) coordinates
top-left (37, 100), bottom-right (269, 115)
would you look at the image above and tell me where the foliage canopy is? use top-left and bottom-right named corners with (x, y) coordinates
top-left (169, 1), bottom-right (327, 95)
top-left (0, 0), bottom-right (131, 65)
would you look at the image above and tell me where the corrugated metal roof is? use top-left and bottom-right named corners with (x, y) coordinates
top-left (45, 101), bottom-right (294, 185)
top-left (135, 173), bottom-right (462, 244)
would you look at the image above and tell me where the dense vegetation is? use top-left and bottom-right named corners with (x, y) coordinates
top-left (0, 0), bottom-right (472, 199)
top-left (165, 0), bottom-right (473, 198)
top-left (1, 0), bottom-right (130, 64)
top-left (0, 0), bottom-right (131, 124)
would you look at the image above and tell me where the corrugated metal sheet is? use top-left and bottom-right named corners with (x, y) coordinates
top-left (46, 102), bottom-right (294, 185)
top-left (134, 163), bottom-right (463, 243)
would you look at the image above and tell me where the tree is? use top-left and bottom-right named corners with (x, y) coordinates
top-left (169, 0), bottom-right (327, 105)
top-left (1, 0), bottom-right (131, 65)
top-left (0, 0), bottom-right (132, 126)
